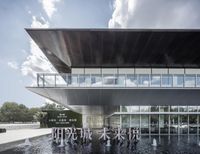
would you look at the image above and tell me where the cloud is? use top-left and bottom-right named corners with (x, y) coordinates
top-left (21, 0), bottom-right (62, 79)
top-left (109, 0), bottom-right (200, 28)
top-left (8, 61), bottom-right (19, 70)
top-left (21, 49), bottom-right (27, 55)
top-left (31, 16), bottom-right (49, 28)
top-left (28, 10), bottom-right (32, 15)
top-left (39, 0), bottom-right (62, 19)
top-left (21, 16), bottom-right (55, 79)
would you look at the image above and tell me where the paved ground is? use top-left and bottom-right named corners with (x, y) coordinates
top-left (0, 128), bottom-right (51, 152)
top-left (0, 122), bottom-right (40, 130)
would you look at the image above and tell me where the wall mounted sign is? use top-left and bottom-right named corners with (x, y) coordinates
top-left (46, 110), bottom-right (82, 128)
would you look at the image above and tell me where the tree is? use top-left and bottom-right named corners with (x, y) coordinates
top-left (29, 107), bottom-right (41, 122)
top-left (0, 111), bottom-right (3, 122)
top-left (0, 102), bottom-right (20, 122)
top-left (33, 111), bottom-right (48, 127)
top-left (29, 107), bottom-right (41, 114)
top-left (0, 102), bottom-right (39, 122)
top-left (41, 103), bottom-right (65, 111)
top-left (18, 104), bottom-right (30, 122)
top-left (41, 103), bottom-right (57, 110)
top-left (0, 101), bottom-right (65, 123)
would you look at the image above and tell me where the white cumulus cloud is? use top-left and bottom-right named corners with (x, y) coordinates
top-left (39, 0), bottom-right (62, 19)
top-left (21, 0), bottom-right (62, 79)
top-left (21, 16), bottom-right (55, 79)
top-left (109, 0), bottom-right (200, 28)
top-left (8, 61), bottom-right (19, 70)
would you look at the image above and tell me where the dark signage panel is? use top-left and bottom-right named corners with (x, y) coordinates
top-left (46, 110), bottom-right (82, 128)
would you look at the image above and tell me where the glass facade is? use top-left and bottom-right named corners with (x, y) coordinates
top-left (130, 115), bottom-right (140, 128)
top-left (160, 114), bottom-right (169, 134)
top-left (141, 115), bottom-right (149, 134)
top-left (37, 73), bottom-right (200, 88)
top-left (108, 105), bottom-right (200, 135)
top-left (170, 114), bottom-right (178, 134)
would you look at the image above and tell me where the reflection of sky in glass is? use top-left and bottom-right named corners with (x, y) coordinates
top-left (188, 106), bottom-right (197, 112)
top-left (162, 75), bottom-right (172, 87)
top-left (185, 75), bottom-right (196, 87)
top-left (173, 75), bottom-right (184, 87)
top-left (126, 74), bottom-right (137, 86)
top-left (151, 75), bottom-right (160, 86)
top-left (140, 106), bottom-right (150, 112)
top-left (39, 73), bottom-right (200, 87)
top-left (138, 74), bottom-right (149, 86)
top-left (91, 75), bottom-right (102, 86)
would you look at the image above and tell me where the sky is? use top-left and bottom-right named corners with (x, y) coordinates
top-left (1, 0), bottom-right (200, 107)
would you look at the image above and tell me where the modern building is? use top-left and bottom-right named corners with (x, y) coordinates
top-left (26, 29), bottom-right (200, 135)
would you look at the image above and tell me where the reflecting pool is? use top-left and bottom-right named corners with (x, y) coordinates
top-left (1, 134), bottom-right (200, 154)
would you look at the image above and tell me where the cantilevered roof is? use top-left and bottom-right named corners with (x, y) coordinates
top-left (26, 29), bottom-right (200, 72)
top-left (27, 87), bottom-right (200, 114)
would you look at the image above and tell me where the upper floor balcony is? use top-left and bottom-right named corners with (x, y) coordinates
top-left (36, 73), bottom-right (200, 88)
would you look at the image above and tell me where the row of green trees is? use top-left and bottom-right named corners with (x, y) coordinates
top-left (0, 102), bottom-right (63, 123)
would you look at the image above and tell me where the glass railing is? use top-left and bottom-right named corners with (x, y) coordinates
top-left (36, 73), bottom-right (200, 88)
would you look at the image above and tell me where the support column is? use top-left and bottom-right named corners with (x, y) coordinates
top-left (42, 74), bottom-right (45, 87)
top-left (52, 127), bottom-right (54, 140)
top-left (197, 114), bottom-right (199, 136)
top-left (158, 114), bottom-right (160, 135)
top-left (140, 114), bottom-right (141, 135)
top-left (168, 114), bottom-right (170, 136)
top-left (120, 114), bottom-right (122, 129)
top-left (55, 74), bottom-right (56, 87)
top-left (37, 74), bottom-right (39, 87)
top-left (178, 115), bottom-right (180, 135)
top-left (149, 115), bottom-right (151, 136)
top-left (188, 114), bottom-right (190, 136)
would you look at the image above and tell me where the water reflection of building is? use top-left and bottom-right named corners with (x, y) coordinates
top-left (26, 29), bottom-right (200, 134)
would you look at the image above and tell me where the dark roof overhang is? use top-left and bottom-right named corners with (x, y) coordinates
top-left (26, 28), bottom-right (200, 73)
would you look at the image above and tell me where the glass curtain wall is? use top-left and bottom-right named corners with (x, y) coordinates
top-left (109, 105), bottom-right (200, 135)
top-left (160, 115), bottom-right (169, 134)
top-left (141, 115), bottom-right (149, 134)
top-left (170, 115), bottom-right (178, 134)
top-left (38, 73), bottom-right (200, 88)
